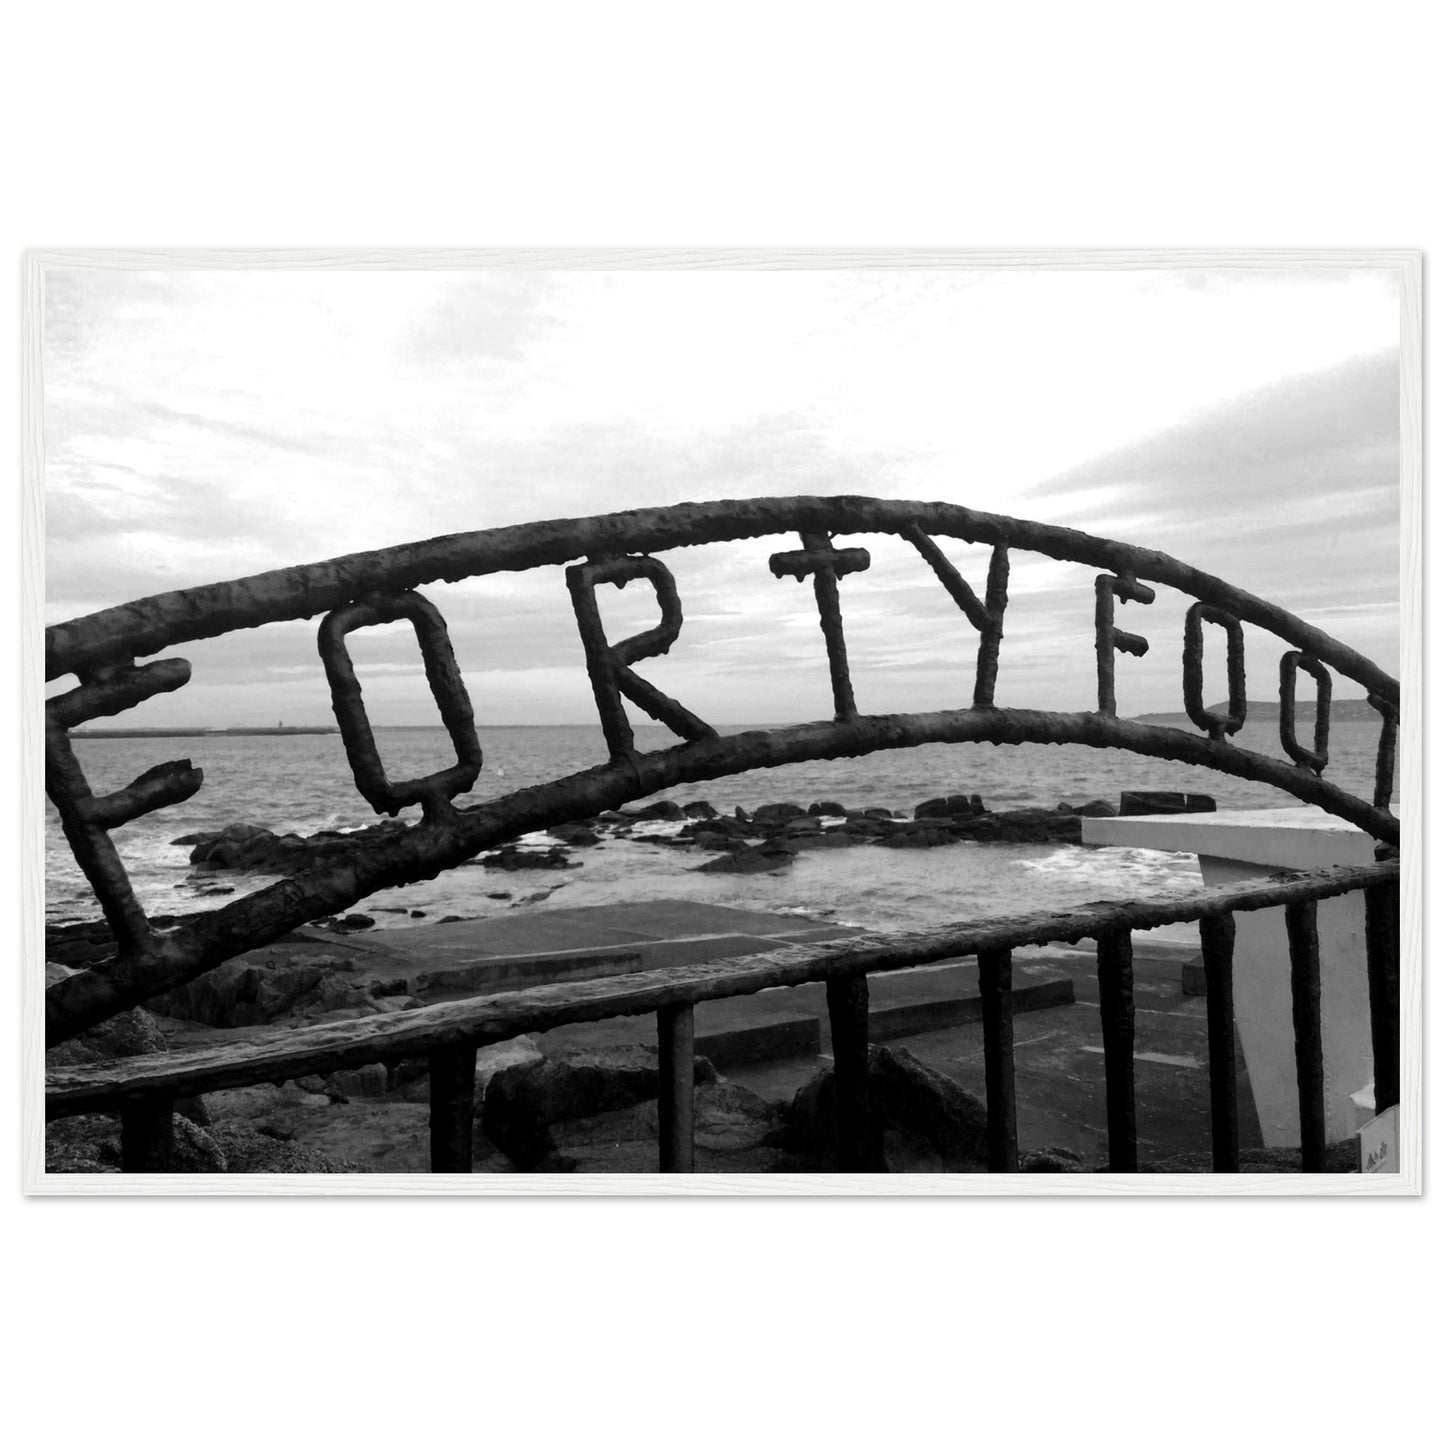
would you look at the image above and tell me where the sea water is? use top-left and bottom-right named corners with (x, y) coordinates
top-left (45, 718), bottom-right (1392, 945)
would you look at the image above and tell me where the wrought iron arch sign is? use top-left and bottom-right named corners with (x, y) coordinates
top-left (44, 497), bottom-right (1400, 1046)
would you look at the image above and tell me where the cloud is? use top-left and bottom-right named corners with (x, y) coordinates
top-left (43, 269), bottom-right (1401, 724)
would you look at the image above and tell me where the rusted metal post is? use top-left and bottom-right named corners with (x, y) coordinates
top-left (427, 1044), bottom-right (477, 1172)
top-left (1364, 877), bottom-right (1400, 1115)
top-left (1095, 930), bottom-right (1138, 1171)
top-left (1199, 911), bottom-right (1240, 1172)
top-left (826, 974), bottom-right (877, 1170)
top-left (657, 1003), bottom-right (696, 1173)
top-left (1284, 900), bottom-right (1327, 1171)
top-left (1368, 693), bottom-right (1398, 810)
top-left (121, 1099), bottom-right (175, 1172)
top-left (977, 947), bottom-right (1018, 1171)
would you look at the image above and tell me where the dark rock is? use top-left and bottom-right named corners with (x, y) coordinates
top-left (787, 1045), bottom-right (990, 1172)
top-left (682, 800), bottom-right (718, 819)
top-left (43, 917), bottom-right (147, 969)
top-left (148, 950), bottom-right (362, 1028)
top-left (48, 1114), bottom-right (234, 1174)
top-left (880, 829), bottom-right (940, 849)
top-left (694, 843), bottom-right (797, 874)
top-left (808, 800), bottom-right (847, 817)
top-left (622, 800), bottom-right (685, 822)
top-left (46, 1006), bottom-right (168, 1067)
top-left (176, 1095), bottom-right (213, 1127)
top-left (181, 819), bottom-right (413, 876)
top-left (681, 814), bottom-right (753, 838)
top-left (171, 1115), bottom-right (229, 1172)
top-left (781, 816), bottom-right (823, 836)
top-left (842, 814), bottom-right (894, 838)
top-left (916, 793), bottom-right (984, 820)
top-left (544, 1082), bottom-right (794, 1173)
top-left (322, 1062), bottom-right (389, 1098)
top-left (914, 797), bottom-right (952, 820)
top-left (480, 845), bottom-right (576, 871)
top-left (409, 909), bottom-right (427, 917)
top-left (1072, 798), bottom-right (1118, 817)
top-left (547, 823), bottom-right (601, 846)
top-left (945, 808), bottom-right (1083, 844)
top-left (45, 1114), bottom-right (123, 1172)
top-left (1021, 1147), bottom-right (1088, 1172)
top-left (482, 1046), bottom-right (719, 1169)
top-left (1119, 791), bottom-right (1216, 816)
top-left (753, 802), bottom-right (805, 824)
top-left (207, 1124), bottom-right (361, 1173)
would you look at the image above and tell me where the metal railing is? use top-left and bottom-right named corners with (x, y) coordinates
top-left (45, 857), bottom-right (1400, 1174)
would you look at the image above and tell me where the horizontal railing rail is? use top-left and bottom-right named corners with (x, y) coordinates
top-left (46, 858), bottom-right (1400, 1177)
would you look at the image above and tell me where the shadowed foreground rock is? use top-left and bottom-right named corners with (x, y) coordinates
top-left (788, 1045), bottom-right (991, 1171)
top-left (481, 1044), bottom-right (720, 1168)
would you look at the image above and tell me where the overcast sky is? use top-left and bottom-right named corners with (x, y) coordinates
top-left (43, 265), bottom-right (1401, 726)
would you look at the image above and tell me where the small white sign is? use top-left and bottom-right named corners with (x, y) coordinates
top-left (1359, 1105), bottom-right (1400, 1174)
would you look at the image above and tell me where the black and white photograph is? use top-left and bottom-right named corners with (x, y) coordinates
top-left (28, 252), bottom-right (1419, 1193)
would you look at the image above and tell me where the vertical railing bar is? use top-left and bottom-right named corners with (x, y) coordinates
top-left (657, 1002), bottom-right (696, 1173)
top-left (977, 946), bottom-right (1019, 1171)
top-left (121, 1098), bottom-right (175, 1172)
top-left (1284, 899), bottom-right (1327, 1172)
top-left (1199, 911), bottom-right (1240, 1172)
top-left (826, 973), bottom-right (877, 1170)
top-left (1096, 929), bottom-right (1138, 1171)
top-left (427, 1043), bottom-right (478, 1172)
top-left (1363, 876), bottom-right (1400, 1115)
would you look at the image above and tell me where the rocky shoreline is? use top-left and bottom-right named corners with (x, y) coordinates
top-left (161, 786), bottom-right (1206, 899)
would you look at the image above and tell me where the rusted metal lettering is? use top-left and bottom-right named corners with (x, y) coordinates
top-left (566, 554), bottom-right (716, 762)
top-left (902, 526), bottom-right (1009, 708)
top-left (1094, 573), bottom-right (1155, 717)
top-left (770, 532), bottom-right (870, 721)
top-left (1183, 602), bottom-right (1247, 739)
top-left (318, 590), bottom-right (482, 818)
top-left (1278, 651), bottom-right (1332, 773)
top-left (44, 660), bottom-right (203, 951)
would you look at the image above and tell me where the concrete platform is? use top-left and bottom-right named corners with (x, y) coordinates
top-left (323, 901), bottom-right (860, 1000)
top-left (1083, 806), bottom-right (1380, 1147)
top-left (237, 900), bottom-right (1249, 1169)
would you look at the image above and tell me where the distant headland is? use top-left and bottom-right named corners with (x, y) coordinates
top-left (1130, 698), bottom-right (1383, 726)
